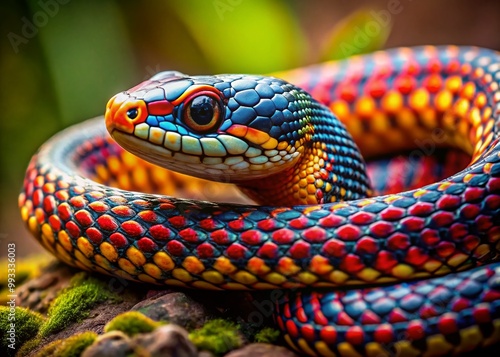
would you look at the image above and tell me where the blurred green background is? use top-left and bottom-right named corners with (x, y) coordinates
top-left (1, 0), bottom-right (499, 258)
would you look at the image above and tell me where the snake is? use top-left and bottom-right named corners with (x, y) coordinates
top-left (19, 46), bottom-right (500, 356)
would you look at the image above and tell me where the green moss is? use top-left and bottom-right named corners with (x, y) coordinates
top-left (36, 339), bottom-right (62, 357)
top-left (0, 306), bottom-right (45, 355)
top-left (104, 311), bottom-right (162, 336)
top-left (189, 319), bottom-right (242, 355)
top-left (39, 331), bottom-right (97, 357)
top-left (16, 336), bottom-right (42, 357)
top-left (254, 327), bottom-right (280, 343)
top-left (58, 331), bottom-right (97, 356)
top-left (39, 272), bottom-right (121, 337)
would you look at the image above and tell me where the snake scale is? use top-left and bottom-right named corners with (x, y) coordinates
top-left (20, 46), bottom-right (500, 356)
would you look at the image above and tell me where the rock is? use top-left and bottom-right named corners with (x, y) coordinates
top-left (131, 291), bottom-right (214, 329)
top-left (224, 343), bottom-right (299, 357)
top-left (134, 324), bottom-right (198, 357)
top-left (17, 261), bottom-right (75, 313)
top-left (29, 271), bottom-right (57, 290)
top-left (198, 351), bottom-right (216, 357)
top-left (82, 331), bottom-right (134, 357)
top-left (83, 324), bottom-right (198, 357)
top-left (24, 290), bottom-right (41, 310)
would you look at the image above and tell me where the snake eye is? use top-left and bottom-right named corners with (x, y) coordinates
top-left (183, 94), bottom-right (222, 133)
top-left (127, 108), bottom-right (139, 119)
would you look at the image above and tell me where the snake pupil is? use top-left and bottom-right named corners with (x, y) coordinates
top-left (189, 96), bottom-right (215, 126)
top-left (127, 108), bottom-right (138, 119)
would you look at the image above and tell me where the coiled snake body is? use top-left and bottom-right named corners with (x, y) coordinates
top-left (20, 46), bottom-right (500, 356)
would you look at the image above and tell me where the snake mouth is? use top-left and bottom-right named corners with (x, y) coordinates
top-left (110, 130), bottom-right (229, 180)
top-left (109, 127), bottom-right (301, 183)
top-left (111, 130), bottom-right (174, 163)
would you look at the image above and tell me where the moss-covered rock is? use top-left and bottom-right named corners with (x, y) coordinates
top-left (83, 325), bottom-right (199, 357)
top-left (81, 331), bottom-right (133, 357)
top-left (34, 339), bottom-right (61, 357)
top-left (17, 337), bottom-right (42, 356)
top-left (189, 319), bottom-right (243, 356)
top-left (38, 272), bottom-right (122, 337)
top-left (104, 311), bottom-right (163, 336)
top-left (0, 306), bottom-right (45, 356)
top-left (37, 331), bottom-right (97, 357)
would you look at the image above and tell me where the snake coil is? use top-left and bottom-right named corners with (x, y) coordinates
top-left (20, 46), bottom-right (500, 356)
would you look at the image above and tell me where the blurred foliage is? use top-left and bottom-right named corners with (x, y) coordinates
top-left (167, 0), bottom-right (306, 73)
top-left (32, 1), bottom-right (137, 125)
top-left (320, 8), bottom-right (392, 61)
top-left (0, 0), bottom-right (389, 247)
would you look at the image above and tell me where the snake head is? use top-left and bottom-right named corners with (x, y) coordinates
top-left (105, 71), bottom-right (315, 181)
